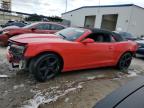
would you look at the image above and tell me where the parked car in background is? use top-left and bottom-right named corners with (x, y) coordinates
top-left (0, 22), bottom-right (66, 46)
top-left (114, 31), bottom-right (138, 41)
top-left (1, 21), bottom-right (27, 28)
top-left (93, 76), bottom-right (144, 108)
top-left (135, 39), bottom-right (144, 57)
top-left (7, 27), bottom-right (137, 82)
top-left (0, 26), bottom-right (20, 46)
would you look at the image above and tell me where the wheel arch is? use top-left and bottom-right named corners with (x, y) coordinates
top-left (27, 51), bottom-right (64, 71)
top-left (117, 50), bottom-right (134, 65)
top-left (121, 51), bottom-right (134, 56)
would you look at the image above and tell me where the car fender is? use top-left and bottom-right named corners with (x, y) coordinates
top-left (25, 44), bottom-right (63, 58)
top-left (114, 41), bottom-right (137, 64)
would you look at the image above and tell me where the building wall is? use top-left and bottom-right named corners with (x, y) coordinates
top-left (128, 6), bottom-right (144, 37)
top-left (62, 6), bottom-right (132, 32)
top-left (0, 12), bottom-right (24, 24)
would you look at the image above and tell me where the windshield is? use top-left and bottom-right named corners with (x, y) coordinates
top-left (55, 27), bottom-right (86, 41)
top-left (23, 23), bottom-right (37, 28)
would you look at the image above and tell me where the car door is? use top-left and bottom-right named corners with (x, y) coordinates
top-left (78, 33), bottom-right (116, 67)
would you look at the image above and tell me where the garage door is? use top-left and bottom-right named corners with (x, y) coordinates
top-left (101, 14), bottom-right (118, 31)
top-left (84, 15), bottom-right (96, 28)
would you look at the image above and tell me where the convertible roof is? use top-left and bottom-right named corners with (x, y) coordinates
top-left (78, 27), bottom-right (112, 34)
top-left (90, 28), bottom-right (112, 34)
top-left (87, 28), bottom-right (125, 41)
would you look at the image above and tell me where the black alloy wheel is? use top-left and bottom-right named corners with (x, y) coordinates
top-left (30, 54), bottom-right (61, 82)
top-left (117, 53), bottom-right (132, 72)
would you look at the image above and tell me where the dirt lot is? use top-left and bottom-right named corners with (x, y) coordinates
top-left (0, 46), bottom-right (144, 108)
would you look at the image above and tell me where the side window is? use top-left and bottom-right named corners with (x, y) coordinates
top-left (34, 24), bottom-right (50, 30)
top-left (111, 35), bottom-right (117, 42)
top-left (42, 24), bottom-right (50, 30)
top-left (87, 33), bottom-right (112, 42)
top-left (34, 24), bottom-right (43, 30)
top-left (112, 32), bottom-right (125, 42)
top-left (51, 24), bottom-right (65, 30)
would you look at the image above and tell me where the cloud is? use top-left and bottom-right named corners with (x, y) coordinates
top-left (11, 0), bottom-right (144, 16)
top-left (12, 0), bottom-right (66, 16)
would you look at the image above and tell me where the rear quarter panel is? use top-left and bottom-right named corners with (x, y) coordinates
top-left (113, 41), bottom-right (138, 64)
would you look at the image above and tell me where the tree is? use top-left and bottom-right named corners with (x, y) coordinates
top-left (25, 14), bottom-right (42, 21)
top-left (25, 14), bottom-right (63, 22)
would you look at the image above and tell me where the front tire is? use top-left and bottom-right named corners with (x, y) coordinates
top-left (29, 54), bottom-right (61, 82)
top-left (117, 52), bottom-right (132, 72)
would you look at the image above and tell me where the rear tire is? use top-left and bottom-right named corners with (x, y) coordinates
top-left (29, 53), bottom-right (61, 82)
top-left (117, 52), bottom-right (132, 72)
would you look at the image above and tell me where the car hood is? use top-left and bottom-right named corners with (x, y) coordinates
top-left (3, 26), bottom-right (20, 29)
top-left (0, 26), bottom-right (20, 31)
top-left (0, 27), bottom-right (21, 35)
top-left (9, 33), bottom-right (67, 44)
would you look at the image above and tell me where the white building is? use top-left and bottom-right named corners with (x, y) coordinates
top-left (62, 4), bottom-right (144, 37)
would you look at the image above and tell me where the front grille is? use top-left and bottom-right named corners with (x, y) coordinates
top-left (9, 46), bottom-right (19, 55)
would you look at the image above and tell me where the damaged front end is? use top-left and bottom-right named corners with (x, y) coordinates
top-left (7, 40), bottom-right (27, 69)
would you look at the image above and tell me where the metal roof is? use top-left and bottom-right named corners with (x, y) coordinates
top-left (62, 4), bottom-right (143, 15)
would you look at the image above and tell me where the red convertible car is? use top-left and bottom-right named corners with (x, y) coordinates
top-left (0, 22), bottom-right (66, 46)
top-left (7, 27), bottom-right (138, 82)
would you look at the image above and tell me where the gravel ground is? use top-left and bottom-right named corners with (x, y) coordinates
top-left (0, 46), bottom-right (144, 108)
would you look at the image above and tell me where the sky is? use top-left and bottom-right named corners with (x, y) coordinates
top-left (11, 0), bottom-right (144, 16)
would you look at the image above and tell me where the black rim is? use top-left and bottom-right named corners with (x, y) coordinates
top-left (37, 55), bottom-right (60, 80)
top-left (119, 53), bottom-right (132, 70)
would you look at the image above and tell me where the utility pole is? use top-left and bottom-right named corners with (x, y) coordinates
top-left (98, 0), bottom-right (100, 13)
top-left (65, 0), bottom-right (67, 12)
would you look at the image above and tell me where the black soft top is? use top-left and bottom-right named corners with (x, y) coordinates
top-left (89, 28), bottom-right (125, 42)
top-left (90, 28), bottom-right (112, 34)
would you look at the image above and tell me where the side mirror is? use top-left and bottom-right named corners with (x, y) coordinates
top-left (31, 27), bottom-right (37, 31)
top-left (81, 38), bottom-right (95, 44)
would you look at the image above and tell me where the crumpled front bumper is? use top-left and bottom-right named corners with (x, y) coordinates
top-left (6, 49), bottom-right (27, 69)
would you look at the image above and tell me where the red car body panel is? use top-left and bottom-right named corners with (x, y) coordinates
top-left (7, 28), bottom-right (138, 72)
top-left (0, 22), bottom-right (66, 46)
